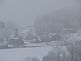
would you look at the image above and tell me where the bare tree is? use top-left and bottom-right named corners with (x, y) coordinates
top-left (67, 46), bottom-right (81, 61)
top-left (0, 20), bottom-right (18, 46)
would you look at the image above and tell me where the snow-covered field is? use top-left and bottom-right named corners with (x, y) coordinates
top-left (0, 46), bottom-right (52, 61)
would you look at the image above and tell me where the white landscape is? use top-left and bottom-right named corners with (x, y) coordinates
top-left (0, 46), bottom-right (52, 61)
top-left (0, 0), bottom-right (81, 61)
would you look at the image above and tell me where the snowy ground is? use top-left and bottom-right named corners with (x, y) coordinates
top-left (0, 46), bottom-right (52, 61)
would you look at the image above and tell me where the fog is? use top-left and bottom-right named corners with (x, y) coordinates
top-left (0, 1), bottom-right (81, 61)
top-left (0, 0), bottom-right (80, 26)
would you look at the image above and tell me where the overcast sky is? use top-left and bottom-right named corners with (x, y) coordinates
top-left (0, 0), bottom-right (80, 26)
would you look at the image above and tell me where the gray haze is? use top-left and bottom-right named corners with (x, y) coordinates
top-left (0, 0), bottom-right (80, 26)
top-left (0, 1), bottom-right (81, 61)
